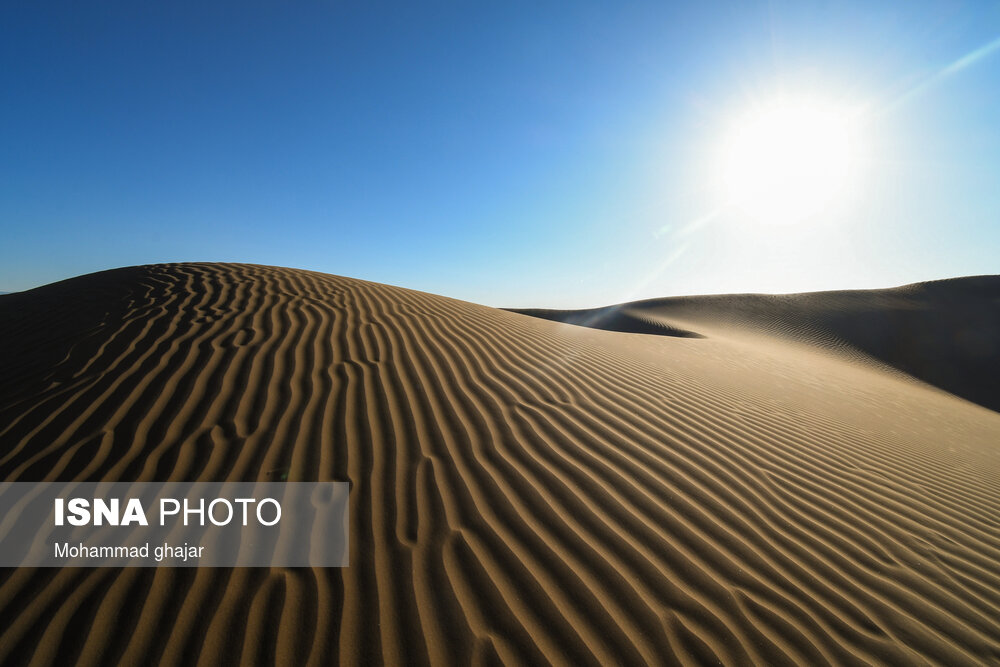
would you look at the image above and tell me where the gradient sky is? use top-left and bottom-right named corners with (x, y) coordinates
top-left (3, 1), bottom-right (999, 307)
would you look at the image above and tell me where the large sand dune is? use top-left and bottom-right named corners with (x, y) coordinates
top-left (0, 263), bottom-right (998, 666)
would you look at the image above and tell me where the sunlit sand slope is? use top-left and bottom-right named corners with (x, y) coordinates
top-left (514, 275), bottom-right (1000, 413)
top-left (0, 263), bottom-right (998, 666)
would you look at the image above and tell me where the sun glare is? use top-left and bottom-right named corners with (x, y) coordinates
top-left (718, 97), bottom-right (860, 226)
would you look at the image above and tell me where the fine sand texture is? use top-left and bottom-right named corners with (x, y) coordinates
top-left (0, 263), bottom-right (998, 666)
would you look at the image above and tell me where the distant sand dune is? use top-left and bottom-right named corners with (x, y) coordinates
top-left (1, 263), bottom-right (998, 666)
top-left (514, 275), bottom-right (1000, 413)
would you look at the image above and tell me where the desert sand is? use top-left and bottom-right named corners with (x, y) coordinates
top-left (0, 263), bottom-right (998, 666)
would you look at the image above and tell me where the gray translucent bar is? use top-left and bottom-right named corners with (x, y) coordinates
top-left (0, 482), bottom-right (349, 567)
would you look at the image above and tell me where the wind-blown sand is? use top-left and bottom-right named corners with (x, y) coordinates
top-left (0, 263), bottom-right (998, 666)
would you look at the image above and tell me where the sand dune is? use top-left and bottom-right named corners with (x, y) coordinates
top-left (1, 263), bottom-right (998, 666)
top-left (513, 275), bottom-right (1000, 413)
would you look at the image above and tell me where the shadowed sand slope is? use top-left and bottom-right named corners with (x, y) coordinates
top-left (513, 276), bottom-right (1000, 414)
top-left (1, 263), bottom-right (999, 666)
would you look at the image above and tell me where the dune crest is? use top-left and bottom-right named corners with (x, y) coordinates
top-left (1, 263), bottom-right (999, 666)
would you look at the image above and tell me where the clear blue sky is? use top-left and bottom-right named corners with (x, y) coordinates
top-left (2, 1), bottom-right (998, 307)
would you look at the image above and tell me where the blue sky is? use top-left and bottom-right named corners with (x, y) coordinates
top-left (2, 1), bottom-right (998, 307)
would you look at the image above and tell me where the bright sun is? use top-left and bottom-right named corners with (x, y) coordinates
top-left (718, 97), bottom-right (860, 226)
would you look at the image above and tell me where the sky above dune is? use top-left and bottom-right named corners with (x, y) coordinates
top-left (2, 1), bottom-right (999, 307)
